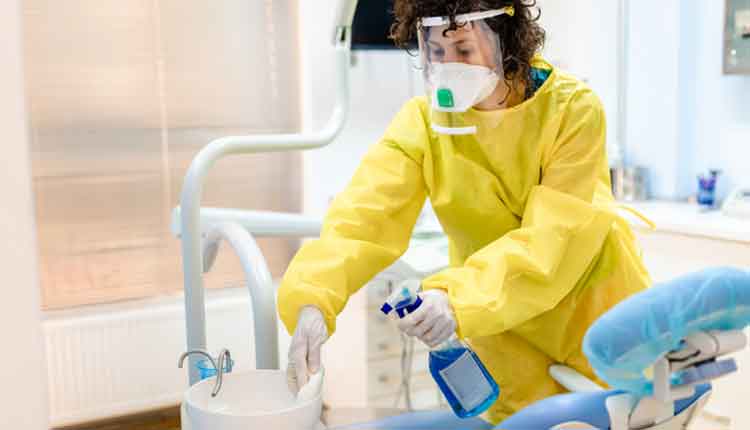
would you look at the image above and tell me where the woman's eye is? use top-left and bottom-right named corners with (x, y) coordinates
top-left (432, 49), bottom-right (445, 58)
top-left (458, 49), bottom-right (472, 57)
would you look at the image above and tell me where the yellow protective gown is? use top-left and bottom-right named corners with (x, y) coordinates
top-left (278, 58), bottom-right (651, 424)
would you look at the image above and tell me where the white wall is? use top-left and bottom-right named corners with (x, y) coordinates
top-left (625, 0), bottom-right (684, 199)
top-left (544, 0), bottom-right (750, 201)
top-left (538, 0), bottom-right (595, 79)
top-left (627, 0), bottom-right (750, 200)
top-left (681, 0), bottom-right (750, 200)
top-left (301, 50), bottom-right (419, 215)
top-left (298, 4), bottom-right (420, 216)
top-left (0, 1), bottom-right (50, 427)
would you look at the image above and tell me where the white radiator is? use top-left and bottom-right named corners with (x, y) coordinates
top-left (42, 288), bottom-right (289, 428)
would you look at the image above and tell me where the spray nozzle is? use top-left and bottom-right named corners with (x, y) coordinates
top-left (380, 280), bottom-right (423, 319)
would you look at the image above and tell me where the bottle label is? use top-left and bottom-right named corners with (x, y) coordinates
top-left (438, 350), bottom-right (493, 412)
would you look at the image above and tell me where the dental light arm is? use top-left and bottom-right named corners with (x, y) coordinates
top-left (334, 0), bottom-right (359, 43)
top-left (201, 223), bottom-right (278, 370)
top-left (171, 207), bottom-right (322, 239)
top-left (178, 0), bottom-right (358, 385)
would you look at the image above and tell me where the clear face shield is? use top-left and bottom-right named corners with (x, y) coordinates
top-left (418, 7), bottom-right (514, 135)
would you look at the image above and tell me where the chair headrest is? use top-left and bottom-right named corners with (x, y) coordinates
top-left (583, 267), bottom-right (750, 395)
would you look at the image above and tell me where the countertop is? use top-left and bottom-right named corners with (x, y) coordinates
top-left (621, 200), bottom-right (750, 244)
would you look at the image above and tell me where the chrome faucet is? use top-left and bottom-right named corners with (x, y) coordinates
top-left (178, 349), bottom-right (232, 397)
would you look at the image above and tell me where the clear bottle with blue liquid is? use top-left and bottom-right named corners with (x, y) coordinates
top-left (381, 282), bottom-right (499, 418)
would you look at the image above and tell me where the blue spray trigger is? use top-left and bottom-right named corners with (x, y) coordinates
top-left (381, 282), bottom-right (422, 317)
top-left (381, 295), bottom-right (423, 318)
top-left (380, 303), bottom-right (393, 315)
top-left (395, 295), bottom-right (423, 318)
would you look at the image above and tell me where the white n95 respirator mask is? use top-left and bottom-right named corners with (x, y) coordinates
top-left (418, 6), bottom-right (514, 135)
top-left (429, 62), bottom-right (500, 113)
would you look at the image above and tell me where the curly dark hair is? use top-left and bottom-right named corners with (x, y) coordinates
top-left (390, 0), bottom-right (545, 93)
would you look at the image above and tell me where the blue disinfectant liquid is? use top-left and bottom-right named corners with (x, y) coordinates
top-left (428, 340), bottom-right (500, 418)
top-left (381, 284), bottom-right (499, 418)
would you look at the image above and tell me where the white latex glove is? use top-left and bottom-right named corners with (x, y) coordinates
top-left (296, 366), bottom-right (325, 403)
top-left (397, 289), bottom-right (457, 348)
top-left (287, 306), bottom-right (328, 394)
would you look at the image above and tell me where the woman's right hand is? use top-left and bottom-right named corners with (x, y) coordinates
top-left (286, 306), bottom-right (328, 394)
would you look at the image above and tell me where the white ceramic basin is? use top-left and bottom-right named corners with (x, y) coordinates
top-left (181, 369), bottom-right (323, 430)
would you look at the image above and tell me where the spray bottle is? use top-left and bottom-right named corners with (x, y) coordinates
top-left (381, 281), bottom-right (499, 418)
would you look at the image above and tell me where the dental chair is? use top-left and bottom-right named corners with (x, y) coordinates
top-left (333, 267), bottom-right (750, 430)
top-left (499, 266), bottom-right (749, 430)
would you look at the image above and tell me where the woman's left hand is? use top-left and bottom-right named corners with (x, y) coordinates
top-left (397, 289), bottom-right (457, 347)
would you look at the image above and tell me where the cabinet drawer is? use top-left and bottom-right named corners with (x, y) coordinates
top-left (367, 353), bottom-right (431, 398)
top-left (368, 326), bottom-right (430, 360)
top-left (368, 333), bottom-right (402, 359)
top-left (367, 334), bottom-right (431, 360)
top-left (367, 306), bottom-right (396, 335)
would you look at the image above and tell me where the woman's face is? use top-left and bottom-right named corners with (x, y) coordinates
top-left (425, 22), bottom-right (496, 68)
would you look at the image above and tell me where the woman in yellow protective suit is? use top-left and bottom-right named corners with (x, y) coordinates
top-left (279, 0), bottom-right (651, 424)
